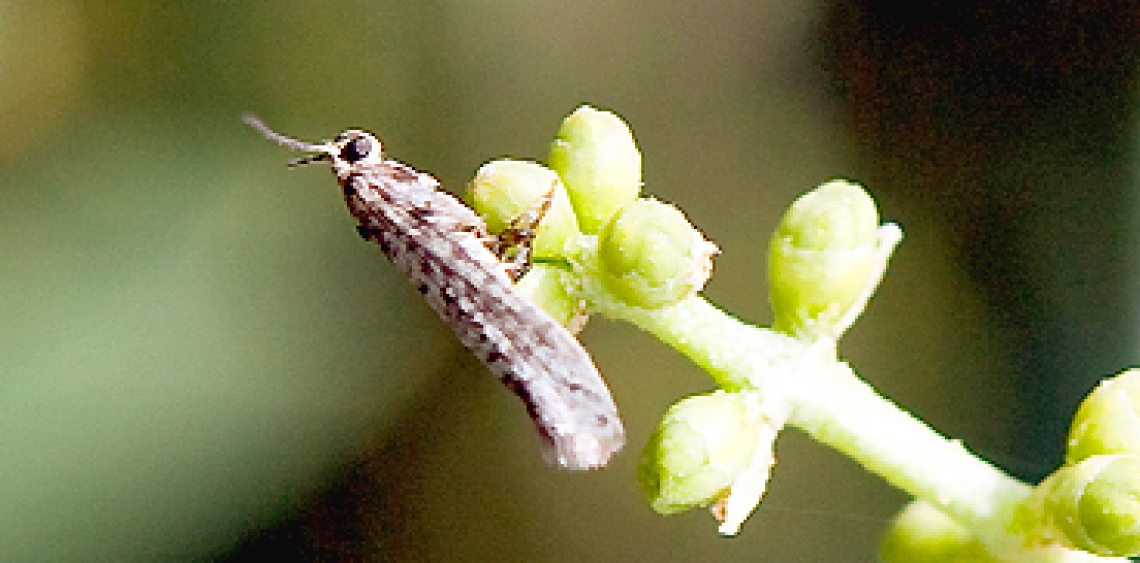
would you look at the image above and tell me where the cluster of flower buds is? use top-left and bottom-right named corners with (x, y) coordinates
top-left (464, 105), bottom-right (1140, 558)
top-left (465, 105), bottom-right (717, 321)
top-left (882, 370), bottom-right (1140, 561)
top-left (1040, 369), bottom-right (1140, 557)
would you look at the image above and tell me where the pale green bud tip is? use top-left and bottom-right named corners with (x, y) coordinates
top-left (465, 159), bottom-right (580, 261)
top-left (638, 392), bottom-right (765, 516)
top-left (777, 179), bottom-right (879, 251)
top-left (514, 263), bottom-right (587, 331)
top-left (547, 105), bottom-right (642, 234)
top-left (879, 502), bottom-right (995, 563)
top-left (1067, 368), bottom-right (1140, 465)
top-left (598, 199), bottom-right (718, 309)
top-left (1045, 454), bottom-right (1140, 557)
top-left (768, 180), bottom-right (883, 339)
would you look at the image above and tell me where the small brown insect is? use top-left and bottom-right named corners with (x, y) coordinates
top-left (244, 115), bottom-right (624, 469)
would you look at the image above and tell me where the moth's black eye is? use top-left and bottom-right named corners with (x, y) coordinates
top-left (341, 135), bottom-right (373, 163)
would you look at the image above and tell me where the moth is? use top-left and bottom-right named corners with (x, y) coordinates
top-left (244, 115), bottom-right (624, 469)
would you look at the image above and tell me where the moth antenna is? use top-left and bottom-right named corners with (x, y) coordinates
top-left (287, 153), bottom-right (332, 167)
top-left (242, 113), bottom-right (330, 154)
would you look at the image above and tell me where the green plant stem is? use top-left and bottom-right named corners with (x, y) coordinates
top-left (591, 292), bottom-right (1041, 555)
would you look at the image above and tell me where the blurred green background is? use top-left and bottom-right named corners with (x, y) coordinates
top-left (2, 2), bottom-right (1138, 561)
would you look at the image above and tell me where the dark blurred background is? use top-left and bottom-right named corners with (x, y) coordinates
top-left (2, 1), bottom-right (1137, 561)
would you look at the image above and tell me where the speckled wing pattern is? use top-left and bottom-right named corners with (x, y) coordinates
top-left (244, 117), bottom-right (624, 469)
top-left (343, 160), bottom-right (624, 469)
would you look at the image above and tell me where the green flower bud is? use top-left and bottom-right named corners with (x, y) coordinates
top-left (768, 180), bottom-right (884, 340)
top-left (1043, 454), bottom-right (1140, 557)
top-left (514, 263), bottom-right (587, 331)
top-left (1067, 368), bottom-right (1140, 465)
top-left (879, 501), bottom-right (998, 563)
top-left (465, 159), bottom-right (579, 261)
top-left (597, 199), bottom-right (718, 309)
top-left (638, 391), bottom-right (772, 517)
top-left (547, 105), bottom-right (642, 233)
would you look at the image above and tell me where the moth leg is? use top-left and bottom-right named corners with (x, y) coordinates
top-left (495, 183), bottom-right (556, 282)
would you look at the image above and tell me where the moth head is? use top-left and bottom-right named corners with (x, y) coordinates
top-left (243, 115), bottom-right (384, 179)
top-left (329, 129), bottom-right (384, 178)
